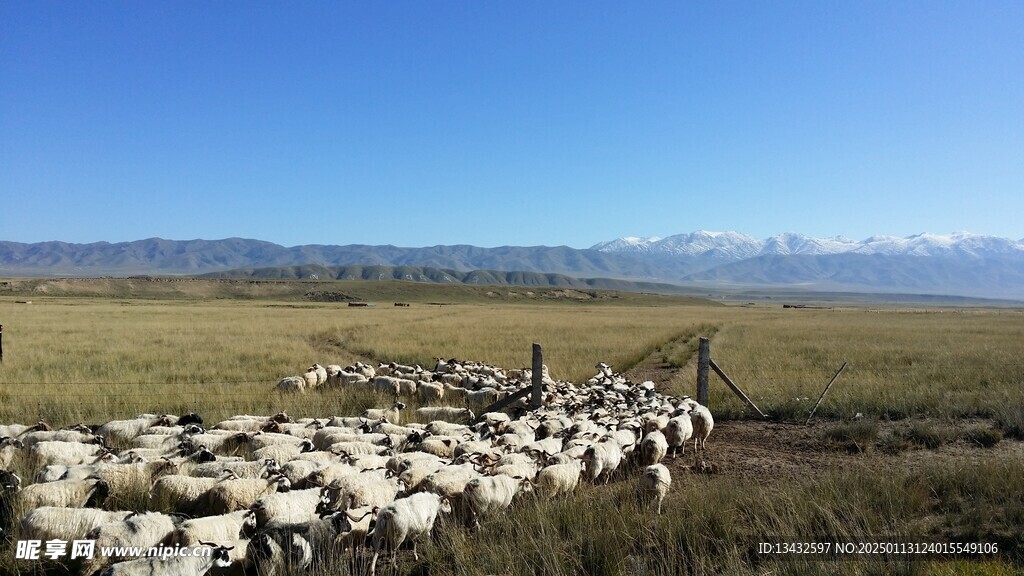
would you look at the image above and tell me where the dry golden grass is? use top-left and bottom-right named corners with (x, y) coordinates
top-left (0, 295), bottom-right (1021, 427)
top-left (0, 286), bottom-right (1023, 575)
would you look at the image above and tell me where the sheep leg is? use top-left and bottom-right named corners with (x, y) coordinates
top-left (369, 550), bottom-right (380, 576)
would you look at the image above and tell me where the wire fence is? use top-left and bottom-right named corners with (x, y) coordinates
top-left (0, 363), bottom-right (1018, 400)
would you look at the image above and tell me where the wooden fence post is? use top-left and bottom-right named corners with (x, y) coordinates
top-left (805, 362), bottom-right (848, 425)
top-left (0, 324), bottom-right (4, 363)
top-left (531, 343), bottom-right (543, 409)
top-left (696, 337), bottom-right (710, 407)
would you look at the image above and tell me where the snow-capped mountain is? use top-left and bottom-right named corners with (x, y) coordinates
top-left (2, 232), bottom-right (1022, 300)
top-left (585, 231), bottom-right (1024, 300)
top-left (592, 231), bottom-right (1024, 260)
top-left (589, 236), bottom-right (662, 253)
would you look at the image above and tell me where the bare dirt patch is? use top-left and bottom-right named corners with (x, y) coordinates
top-left (620, 339), bottom-right (1023, 485)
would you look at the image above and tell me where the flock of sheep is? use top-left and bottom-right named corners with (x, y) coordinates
top-left (0, 358), bottom-right (714, 575)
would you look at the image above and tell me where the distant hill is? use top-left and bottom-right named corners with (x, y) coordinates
top-left (198, 264), bottom-right (703, 295)
top-left (0, 238), bottom-right (679, 280)
top-left (1, 232), bottom-right (1022, 301)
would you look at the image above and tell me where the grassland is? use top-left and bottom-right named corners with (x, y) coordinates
top-left (0, 279), bottom-right (1022, 575)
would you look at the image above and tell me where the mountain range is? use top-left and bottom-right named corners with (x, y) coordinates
top-left (1, 231), bottom-right (1022, 301)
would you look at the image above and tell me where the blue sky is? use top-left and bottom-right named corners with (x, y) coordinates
top-left (3, 1), bottom-right (1022, 248)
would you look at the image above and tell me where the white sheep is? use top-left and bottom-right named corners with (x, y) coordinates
top-left (171, 509), bottom-right (251, 546)
top-left (418, 382), bottom-right (445, 403)
top-left (150, 472), bottom-right (237, 514)
top-left (362, 402), bottom-right (406, 425)
top-left (94, 459), bottom-right (179, 498)
top-left (442, 383), bottom-right (469, 402)
top-left (606, 425), bottom-right (640, 457)
top-left (36, 462), bottom-right (101, 483)
top-left (580, 441), bottom-right (623, 483)
top-left (79, 511), bottom-right (178, 576)
top-left (522, 436), bottom-right (564, 459)
top-left (279, 460), bottom-right (325, 489)
top-left (319, 472), bottom-right (405, 510)
top-left (641, 412), bottom-right (670, 435)
top-left (640, 430), bottom-right (669, 466)
top-left (415, 406), bottom-right (475, 424)
top-left (328, 440), bottom-right (392, 457)
top-left (304, 462), bottom-right (364, 488)
top-left (211, 419), bottom-right (268, 432)
top-left (371, 376), bottom-right (402, 396)
top-left (29, 440), bottom-right (110, 467)
top-left (18, 477), bottom-right (109, 509)
top-left (190, 458), bottom-right (280, 480)
top-left (396, 378), bottom-right (418, 397)
top-left (639, 463), bottom-right (671, 514)
top-left (681, 398), bottom-right (714, 451)
top-left (275, 376), bottom-right (306, 393)
top-left (130, 433), bottom-right (184, 450)
top-left (385, 452), bottom-right (447, 475)
top-left (372, 421), bottom-right (421, 436)
top-left (466, 388), bottom-right (501, 405)
top-left (19, 507), bottom-right (133, 542)
top-left (0, 421), bottom-right (49, 438)
top-left (368, 492), bottom-right (453, 576)
top-left (19, 428), bottom-right (97, 449)
top-left (97, 415), bottom-right (171, 445)
top-left (311, 363), bottom-right (328, 386)
top-left (419, 462), bottom-right (480, 505)
top-left (252, 439), bottom-right (315, 463)
top-left (413, 436), bottom-right (461, 459)
top-left (463, 474), bottom-right (528, 527)
top-left (423, 421), bottom-right (472, 437)
top-left (310, 427), bottom-right (360, 450)
top-left (547, 445), bottom-right (590, 465)
top-left (247, 488), bottom-right (323, 528)
top-left (183, 432), bottom-right (252, 457)
top-left (480, 412), bottom-right (513, 435)
top-left (303, 368), bottom-right (319, 390)
top-left (0, 437), bottom-right (25, 469)
top-left (665, 413), bottom-right (694, 457)
top-left (397, 459), bottom-right (449, 493)
top-left (535, 459), bottom-right (585, 499)
top-left (248, 432), bottom-right (310, 451)
top-left (206, 475), bottom-right (292, 514)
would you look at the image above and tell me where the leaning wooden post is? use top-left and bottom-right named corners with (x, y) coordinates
top-left (805, 362), bottom-right (848, 425)
top-left (531, 343), bottom-right (543, 409)
top-left (696, 337), bottom-right (710, 407)
top-left (710, 359), bottom-right (768, 418)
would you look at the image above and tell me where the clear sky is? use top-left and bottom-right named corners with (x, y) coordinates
top-left (2, 1), bottom-right (1022, 249)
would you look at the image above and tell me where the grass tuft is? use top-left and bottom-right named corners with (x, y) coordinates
top-left (822, 419), bottom-right (879, 453)
top-left (904, 420), bottom-right (957, 449)
top-left (963, 426), bottom-right (1003, 448)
